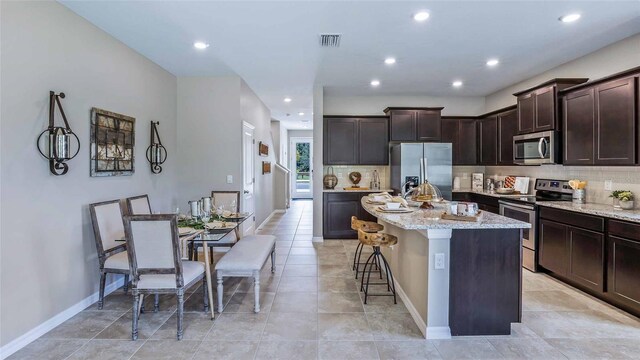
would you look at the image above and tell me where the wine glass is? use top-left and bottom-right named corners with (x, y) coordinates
top-left (200, 209), bottom-right (211, 224)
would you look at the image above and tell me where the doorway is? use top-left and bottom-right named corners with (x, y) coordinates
top-left (290, 137), bottom-right (313, 199)
top-left (242, 121), bottom-right (255, 235)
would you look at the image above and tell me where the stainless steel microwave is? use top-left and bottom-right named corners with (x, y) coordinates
top-left (513, 131), bottom-right (559, 165)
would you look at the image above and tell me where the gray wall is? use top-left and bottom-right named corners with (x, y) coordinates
top-left (1, 1), bottom-right (178, 347)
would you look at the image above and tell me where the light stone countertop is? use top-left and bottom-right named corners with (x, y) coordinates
top-left (361, 198), bottom-right (531, 230)
top-left (453, 188), bottom-right (534, 198)
top-left (538, 201), bottom-right (640, 224)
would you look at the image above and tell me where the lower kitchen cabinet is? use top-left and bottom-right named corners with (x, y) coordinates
top-left (567, 226), bottom-right (604, 292)
top-left (539, 219), bottom-right (569, 276)
top-left (323, 192), bottom-right (377, 239)
top-left (451, 192), bottom-right (499, 214)
top-left (607, 220), bottom-right (640, 314)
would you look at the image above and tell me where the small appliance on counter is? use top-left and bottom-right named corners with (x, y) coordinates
top-left (498, 179), bottom-right (573, 272)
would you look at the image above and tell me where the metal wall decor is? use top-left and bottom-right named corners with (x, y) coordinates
top-left (146, 121), bottom-right (167, 174)
top-left (36, 91), bottom-right (80, 175)
top-left (90, 107), bottom-right (135, 177)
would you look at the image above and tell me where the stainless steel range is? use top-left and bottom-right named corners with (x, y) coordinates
top-left (499, 179), bottom-right (573, 272)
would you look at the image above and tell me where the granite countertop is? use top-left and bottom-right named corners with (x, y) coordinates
top-left (323, 189), bottom-right (394, 193)
top-left (537, 201), bottom-right (640, 224)
top-left (453, 188), bottom-right (534, 199)
top-left (361, 198), bottom-right (531, 230)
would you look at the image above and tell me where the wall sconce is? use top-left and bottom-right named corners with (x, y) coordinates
top-left (145, 121), bottom-right (167, 174)
top-left (36, 91), bottom-right (80, 175)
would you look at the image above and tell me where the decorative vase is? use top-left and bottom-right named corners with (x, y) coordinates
top-left (619, 200), bottom-right (634, 210)
top-left (613, 198), bottom-right (621, 209)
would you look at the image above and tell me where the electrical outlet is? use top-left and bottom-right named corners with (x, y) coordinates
top-left (604, 180), bottom-right (612, 191)
top-left (226, 175), bottom-right (233, 184)
top-left (435, 253), bottom-right (445, 270)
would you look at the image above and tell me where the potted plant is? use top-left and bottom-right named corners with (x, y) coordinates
top-left (610, 190), bottom-right (634, 210)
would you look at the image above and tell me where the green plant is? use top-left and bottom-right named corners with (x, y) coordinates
top-left (610, 190), bottom-right (634, 201)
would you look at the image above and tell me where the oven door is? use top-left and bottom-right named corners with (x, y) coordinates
top-left (499, 201), bottom-right (537, 271)
top-left (513, 131), bottom-right (557, 165)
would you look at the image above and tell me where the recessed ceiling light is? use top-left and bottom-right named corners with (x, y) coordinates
top-left (384, 57), bottom-right (396, 65)
top-left (413, 11), bottom-right (430, 22)
top-left (284, 97), bottom-right (292, 103)
top-left (486, 59), bottom-right (499, 67)
top-left (193, 41), bottom-right (209, 49)
top-left (370, 80), bottom-right (380, 87)
top-left (559, 13), bottom-right (581, 23)
top-left (452, 80), bottom-right (463, 88)
top-left (298, 112), bottom-right (305, 116)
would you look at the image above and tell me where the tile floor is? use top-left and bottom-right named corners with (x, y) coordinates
top-left (9, 199), bottom-right (640, 359)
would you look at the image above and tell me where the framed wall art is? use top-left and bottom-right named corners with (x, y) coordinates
top-left (90, 107), bottom-right (135, 177)
top-left (258, 141), bottom-right (269, 157)
top-left (262, 161), bottom-right (271, 174)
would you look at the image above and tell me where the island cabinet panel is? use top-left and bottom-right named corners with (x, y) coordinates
top-left (497, 109), bottom-right (518, 165)
top-left (324, 117), bottom-right (389, 165)
top-left (323, 192), bottom-right (376, 239)
top-left (323, 118), bottom-right (358, 165)
top-left (539, 219), bottom-right (569, 276)
top-left (384, 107), bottom-right (443, 142)
top-left (594, 77), bottom-right (637, 165)
top-left (478, 116), bottom-right (498, 165)
top-left (469, 193), bottom-right (499, 214)
top-left (358, 118), bottom-right (389, 165)
top-left (449, 228), bottom-right (522, 336)
top-left (517, 92), bottom-right (536, 134)
top-left (563, 88), bottom-right (595, 165)
top-left (567, 227), bottom-right (605, 292)
top-left (442, 118), bottom-right (477, 165)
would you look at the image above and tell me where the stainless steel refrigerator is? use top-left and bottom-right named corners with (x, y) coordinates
top-left (390, 143), bottom-right (452, 200)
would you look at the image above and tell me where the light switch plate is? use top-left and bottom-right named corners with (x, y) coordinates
top-left (604, 180), bottom-right (612, 191)
top-left (227, 175), bottom-right (233, 184)
top-left (435, 253), bottom-right (445, 270)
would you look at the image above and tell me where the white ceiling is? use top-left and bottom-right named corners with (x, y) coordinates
top-left (61, 1), bottom-right (640, 130)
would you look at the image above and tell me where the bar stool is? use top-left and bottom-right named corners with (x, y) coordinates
top-left (357, 229), bottom-right (397, 304)
top-left (350, 217), bottom-right (383, 279)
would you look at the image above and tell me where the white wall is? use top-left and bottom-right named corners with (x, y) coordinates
top-left (1, 1), bottom-right (177, 348)
top-left (312, 86), bottom-right (324, 239)
top-left (324, 95), bottom-right (485, 116)
top-left (241, 80), bottom-right (276, 226)
top-left (485, 33), bottom-right (640, 112)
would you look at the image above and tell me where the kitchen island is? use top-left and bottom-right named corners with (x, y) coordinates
top-left (361, 199), bottom-right (530, 339)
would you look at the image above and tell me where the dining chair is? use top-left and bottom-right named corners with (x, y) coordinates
top-left (89, 199), bottom-right (130, 309)
top-left (126, 194), bottom-right (151, 215)
top-left (123, 214), bottom-right (208, 340)
top-left (190, 190), bottom-right (242, 261)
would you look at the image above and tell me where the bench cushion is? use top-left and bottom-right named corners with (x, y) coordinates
top-left (215, 235), bottom-right (276, 272)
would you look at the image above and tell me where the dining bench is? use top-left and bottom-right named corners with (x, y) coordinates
top-left (215, 234), bottom-right (276, 313)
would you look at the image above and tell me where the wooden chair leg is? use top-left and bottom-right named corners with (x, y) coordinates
top-left (203, 277), bottom-right (209, 312)
top-left (132, 293), bottom-right (140, 340)
top-left (176, 291), bottom-right (184, 340)
top-left (123, 274), bottom-right (129, 294)
top-left (254, 272), bottom-right (260, 313)
top-left (217, 274), bottom-right (224, 313)
top-left (154, 293), bottom-right (160, 312)
top-left (270, 247), bottom-right (276, 273)
top-left (98, 272), bottom-right (106, 309)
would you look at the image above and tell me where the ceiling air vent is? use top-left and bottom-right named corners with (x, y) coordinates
top-left (319, 34), bottom-right (341, 47)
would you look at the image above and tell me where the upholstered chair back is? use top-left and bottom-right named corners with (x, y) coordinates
top-left (90, 200), bottom-right (126, 253)
top-left (127, 195), bottom-right (152, 215)
top-left (211, 191), bottom-right (240, 212)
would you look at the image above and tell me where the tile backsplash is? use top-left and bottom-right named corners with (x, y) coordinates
top-left (454, 165), bottom-right (640, 208)
top-left (322, 165), bottom-right (390, 190)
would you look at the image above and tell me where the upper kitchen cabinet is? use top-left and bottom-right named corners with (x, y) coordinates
top-left (497, 108), bottom-right (518, 165)
top-left (323, 116), bottom-right (389, 165)
top-left (478, 115), bottom-right (498, 165)
top-left (514, 78), bottom-right (588, 134)
top-left (562, 68), bottom-right (639, 166)
top-left (384, 107), bottom-right (443, 142)
top-left (442, 117), bottom-right (477, 165)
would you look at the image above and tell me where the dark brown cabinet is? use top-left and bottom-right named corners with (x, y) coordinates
top-left (442, 118), bottom-right (477, 165)
top-left (323, 117), bottom-right (389, 165)
top-left (384, 107), bottom-right (443, 142)
top-left (539, 219), bottom-right (569, 276)
top-left (563, 88), bottom-right (595, 165)
top-left (567, 227), bottom-right (605, 292)
top-left (563, 74), bottom-right (638, 166)
top-left (607, 221), bottom-right (640, 314)
top-left (594, 77), bottom-right (637, 165)
top-left (468, 193), bottom-right (499, 214)
top-left (478, 116), bottom-right (497, 165)
top-left (323, 192), bottom-right (377, 239)
top-left (497, 109), bottom-right (517, 165)
top-left (515, 79), bottom-right (588, 135)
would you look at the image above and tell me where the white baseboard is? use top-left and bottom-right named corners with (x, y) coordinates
top-left (312, 236), bottom-right (324, 243)
top-left (0, 276), bottom-right (125, 359)
top-left (256, 210), bottom-right (285, 230)
top-left (426, 326), bottom-right (452, 339)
